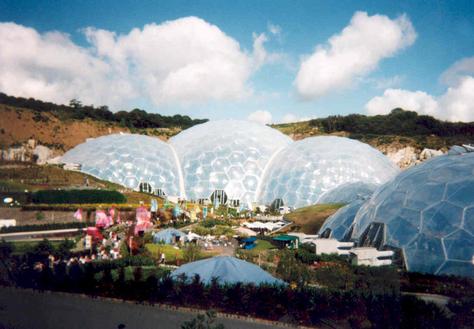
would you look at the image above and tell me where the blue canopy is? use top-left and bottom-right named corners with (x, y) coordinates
top-left (152, 228), bottom-right (185, 244)
top-left (171, 256), bottom-right (285, 286)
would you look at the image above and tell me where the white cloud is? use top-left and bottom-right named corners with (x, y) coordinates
top-left (366, 89), bottom-right (438, 116)
top-left (252, 32), bottom-right (269, 68)
top-left (295, 11), bottom-right (416, 99)
top-left (439, 76), bottom-right (474, 122)
top-left (440, 56), bottom-right (474, 85)
top-left (0, 17), bottom-right (272, 108)
top-left (268, 23), bottom-right (281, 36)
top-left (247, 110), bottom-right (272, 125)
top-left (0, 22), bottom-right (135, 107)
top-left (365, 75), bottom-right (474, 122)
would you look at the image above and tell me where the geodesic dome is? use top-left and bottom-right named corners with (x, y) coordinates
top-left (318, 182), bottom-right (376, 204)
top-left (352, 152), bottom-right (474, 277)
top-left (258, 136), bottom-right (399, 208)
top-left (319, 199), bottom-right (365, 241)
top-left (61, 134), bottom-right (183, 196)
top-left (171, 256), bottom-right (285, 285)
top-left (169, 120), bottom-right (292, 205)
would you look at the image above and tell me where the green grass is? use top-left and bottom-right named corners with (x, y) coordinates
top-left (145, 243), bottom-right (184, 262)
top-left (284, 203), bottom-right (345, 234)
top-left (11, 240), bottom-right (62, 254)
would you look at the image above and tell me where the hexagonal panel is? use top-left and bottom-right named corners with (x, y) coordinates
top-left (351, 151), bottom-right (474, 278)
top-left (258, 136), bottom-right (399, 208)
top-left (61, 134), bottom-right (182, 196)
top-left (422, 201), bottom-right (463, 237)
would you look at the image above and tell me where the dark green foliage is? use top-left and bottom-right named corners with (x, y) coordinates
top-left (309, 108), bottom-right (474, 137)
top-left (0, 221), bottom-right (91, 233)
top-left (55, 239), bottom-right (75, 259)
top-left (0, 92), bottom-right (208, 129)
top-left (448, 297), bottom-right (474, 329)
top-left (400, 271), bottom-right (474, 298)
top-left (33, 239), bottom-right (55, 255)
top-left (400, 295), bottom-right (450, 329)
top-left (1, 240), bottom-right (471, 328)
top-left (276, 250), bottom-right (310, 286)
top-left (35, 211), bottom-right (45, 221)
top-left (0, 239), bottom-right (14, 258)
top-left (31, 189), bottom-right (126, 204)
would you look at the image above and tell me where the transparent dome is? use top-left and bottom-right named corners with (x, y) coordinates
top-left (318, 181), bottom-right (376, 204)
top-left (319, 199), bottom-right (365, 241)
top-left (352, 152), bottom-right (474, 277)
top-left (61, 134), bottom-right (183, 196)
top-left (170, 120), bottom-right (292, 205)
top-left (258, 136), bottom-right (399, 208)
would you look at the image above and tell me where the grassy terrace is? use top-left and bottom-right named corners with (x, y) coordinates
top-left (284, 203), bottom-right (345, 233)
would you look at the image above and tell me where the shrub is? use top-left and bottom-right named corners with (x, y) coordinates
top-left (31, 189), bottom-right (126, 204)
top-left (0, 222), bottom-right (91, 233)
top-left (35, 211), bottom-right (45, 221)
top-left (183, 244), bottom-right (202, 262)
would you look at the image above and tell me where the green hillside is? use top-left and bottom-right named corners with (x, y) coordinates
top-left (272, 108), bottom-right (474, 150)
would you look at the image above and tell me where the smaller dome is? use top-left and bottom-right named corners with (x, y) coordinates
top-left (319, 199), bottom-right (365, 241)
top-left (258, 136), bottom-right (399, 208)
top-left (318, 182), bottom-right (376, 204)
top-left (61, 134), bottom-right (183, 196)
top-left (171, 256), bottom-right (285, 285)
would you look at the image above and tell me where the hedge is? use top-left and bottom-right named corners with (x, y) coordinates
top-left (0, 222), bottom-right (92, 233)
top-left (31, 189), bottom-right (126, 204)
top-left (22, 204), bottom-right (136, 211)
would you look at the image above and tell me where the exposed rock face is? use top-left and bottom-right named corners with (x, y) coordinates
top-left (385, 146), bottom-right (444, 169)
top-left (0, 139), bottom-right (60, 164)
top-left (420, 148), bottom-right (444, 160)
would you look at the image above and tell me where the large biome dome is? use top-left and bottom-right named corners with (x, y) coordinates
top-left (352, 152), bottom-right (474, 277)
top-left (258, 136), bottom-right (399, 208)
top-left (61, 134), bottom-right (183, 196)
top-left (169, 120), bottom-right (292, 205)
top-left (61, 123), bottom-right (398, 209)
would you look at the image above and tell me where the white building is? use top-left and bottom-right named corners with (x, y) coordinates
top-left (287, 232), bottom-right (319, 244)
top-left (349, 247), bottom-right (394, 267)
top-left (308, 238), bottom-right (354, 256)
top-left (0, 219), bottom-right (16, 228)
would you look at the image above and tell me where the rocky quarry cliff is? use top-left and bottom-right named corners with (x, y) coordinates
top-left (379, 145), bottom-right (444, 169)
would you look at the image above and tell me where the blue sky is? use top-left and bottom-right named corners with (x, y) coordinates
top-left (0, 0), bottom-right (473, 122)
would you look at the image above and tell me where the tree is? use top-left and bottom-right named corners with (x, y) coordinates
top-left (69, 99), bottom-right (82, 108)
top-left (181, 311), bottom-right (225, 329)
top-left (276, 250), bottom-right (310, 286)
top-left (0, 239), bottom-right (13, 259)
top-left (34, 239), bottom-right (55, 255)
top-left (55, 239), bottom-right (75, 259)
top-left (183, 244), bottom-right (202, 263)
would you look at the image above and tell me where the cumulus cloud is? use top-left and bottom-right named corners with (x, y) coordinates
top-left (247, 110), bottom-right (273, 125)
top-left (366, 73), bottom-right (474, 122)
top-left (366, 89), bottom-right (438, 116)
top-left (295, 11), bottom-right (416, 99)
top-left (440, 56), bottom-right (474, 86)
top-left (0, 17), bottom-right (273, 108)
top-left (0, 22), bottom-right (134, 107)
